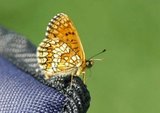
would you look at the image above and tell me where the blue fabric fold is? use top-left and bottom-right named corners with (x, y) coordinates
top-left (0, 56), bottom-right (67, 113)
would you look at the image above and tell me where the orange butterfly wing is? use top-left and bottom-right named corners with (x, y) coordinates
top-left (37, 13), bottom-right (86, 79)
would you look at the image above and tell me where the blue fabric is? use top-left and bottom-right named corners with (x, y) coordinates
top-left (0, 56), bottom-right (67, 113)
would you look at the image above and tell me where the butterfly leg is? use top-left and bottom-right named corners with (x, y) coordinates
top-left (70, 74), bottom-right (73, 88)
top-left (82, 72), bottom-right (86, 84)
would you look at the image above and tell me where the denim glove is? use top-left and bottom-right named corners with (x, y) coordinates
top-left (0, 26), bottom-right (90, 113)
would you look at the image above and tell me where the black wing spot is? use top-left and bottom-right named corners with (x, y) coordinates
top-left (48, 24), bottom-right (52, 29)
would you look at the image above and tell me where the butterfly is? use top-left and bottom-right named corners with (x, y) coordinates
top-left (37, 13), bottom-right (105, 83)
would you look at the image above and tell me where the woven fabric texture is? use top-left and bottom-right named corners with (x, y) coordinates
top-left (0, 56), bottom-right (67, 113)
top-left (0, 26), bottom-right (90, 113)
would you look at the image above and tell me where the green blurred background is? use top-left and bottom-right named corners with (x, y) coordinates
top-left (0, 0), bottom-right (160, 113)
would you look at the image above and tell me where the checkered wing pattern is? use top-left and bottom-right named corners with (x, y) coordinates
top-left (37, 13), bottom-right (86, 79)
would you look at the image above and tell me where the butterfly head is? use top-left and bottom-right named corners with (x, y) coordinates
top-left (85, 49), bottom-right (106, 69)
top-left (86, 59), bottom-right (94, 68)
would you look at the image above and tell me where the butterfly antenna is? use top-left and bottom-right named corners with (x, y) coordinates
top-left (91, 58), bottom-right (103, 61)
top-left (88, 49), bottom-right (106, 60)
